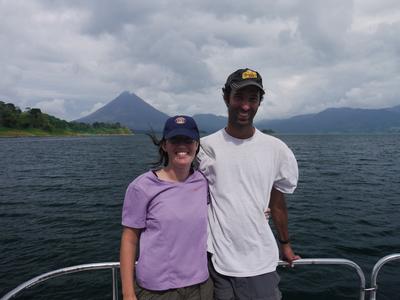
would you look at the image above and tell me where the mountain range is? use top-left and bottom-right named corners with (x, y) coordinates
top-left (256, 106), bottom-right (400, 133)
top-left (77, 92), bottom-right (400, 133)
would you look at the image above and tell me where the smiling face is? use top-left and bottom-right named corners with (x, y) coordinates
top-left (226, 85), bottom-right (261, 129)
top-left (162, 136), bottom-right (199, 169)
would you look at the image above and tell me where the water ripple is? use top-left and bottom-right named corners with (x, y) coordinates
top-left (1, 134), bottom-right (400, 299)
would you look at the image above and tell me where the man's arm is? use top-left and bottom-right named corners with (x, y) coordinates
top-left (269, 187), bottom-right (300, 265)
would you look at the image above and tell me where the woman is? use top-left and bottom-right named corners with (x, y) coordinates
top-left (120, 115), bottom-right (213, 300)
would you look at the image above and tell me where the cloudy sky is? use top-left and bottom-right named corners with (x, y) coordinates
top-left (1, 0), bottom-right (400, 121)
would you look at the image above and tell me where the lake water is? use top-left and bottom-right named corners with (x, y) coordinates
top-left (1, 134), bottom-right (399, 300)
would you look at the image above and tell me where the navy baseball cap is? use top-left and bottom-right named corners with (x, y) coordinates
top-left (163, 115), bottom-right (200, 141)
top-left (225, 68), bottom-right (265, 95)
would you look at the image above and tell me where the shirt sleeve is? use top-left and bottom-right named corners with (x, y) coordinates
top-left (121, 182), bottom-right (149, 229)
top-left (273, 145), bottom-right (299, 194)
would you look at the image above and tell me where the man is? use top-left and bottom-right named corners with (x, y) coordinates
top-left (197, 68), bottom-right (300, 300)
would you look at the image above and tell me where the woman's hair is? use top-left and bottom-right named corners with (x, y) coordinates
top-left (146, 132), bottom-right (200, 168)
top-left (147, 132), bottom-right (169, 167)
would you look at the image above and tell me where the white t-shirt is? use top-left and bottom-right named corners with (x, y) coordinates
top-left (197, 128), bottom-right (298, 277)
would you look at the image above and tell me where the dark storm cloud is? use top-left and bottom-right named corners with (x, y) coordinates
top-left (1, 0), bottom-right (400, 120)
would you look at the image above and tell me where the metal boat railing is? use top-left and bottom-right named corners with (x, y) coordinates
top-left (1, 255), bottom-right (399, 300)
top-left (278, 258), bottom-right (366, 300)
top-left (369, 253), bottom-right (400, 300)
top-left (0, 262), bottom-right (120, 300)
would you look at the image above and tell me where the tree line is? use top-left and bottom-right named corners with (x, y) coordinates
top-left (0, 101), bottom-right (128, 132)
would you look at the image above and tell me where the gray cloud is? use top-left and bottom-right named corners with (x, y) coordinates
top-left (1, 0), bottom-right (400, 121)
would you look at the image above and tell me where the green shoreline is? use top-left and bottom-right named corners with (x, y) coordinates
top-left (0, 127), bottom-right (133, 138)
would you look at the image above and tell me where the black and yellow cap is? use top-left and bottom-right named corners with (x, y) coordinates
top-left (224, 68), bottom-right (265, 95)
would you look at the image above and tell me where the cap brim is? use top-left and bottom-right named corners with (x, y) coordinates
top-left (164, 128), bottom-right (199, 140)
top-left (231, 81), bottom-right (265, 94)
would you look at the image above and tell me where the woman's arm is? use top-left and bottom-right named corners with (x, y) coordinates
top-left (120, 227), bottom-right (141, 300)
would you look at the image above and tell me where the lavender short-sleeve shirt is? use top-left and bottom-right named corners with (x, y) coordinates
top-left (122, 170), bottom-right (209, 291)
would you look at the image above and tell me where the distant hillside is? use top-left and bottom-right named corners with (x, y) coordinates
top-left (0, 100), bottom-right (131, 137)
top-left (256, 107), bottom-right (400, 133)
top-left (193, 114), bottom-right (227, 133)
top-left (387, 105), bottom-right (400, 113)
top-left (77, 91), bottom-right (169, 131)
top-left (192, 106), bottom-right (400, 134)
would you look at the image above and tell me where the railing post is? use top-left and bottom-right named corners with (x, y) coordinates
top-left (369, 253), bottom-right (400, 300)
top-left (112, 267), bottom-right (119, 300)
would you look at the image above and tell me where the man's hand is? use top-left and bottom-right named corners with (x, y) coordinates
top-left (280, 243), bottom-right (301, 267)
top-left (264, 207), bottom-right (271, 221)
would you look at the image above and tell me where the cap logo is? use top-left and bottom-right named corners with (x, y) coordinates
top-left (175, 117), bottom-right (186, 124)
top-left (242, 70), bottom-right (257, 79)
